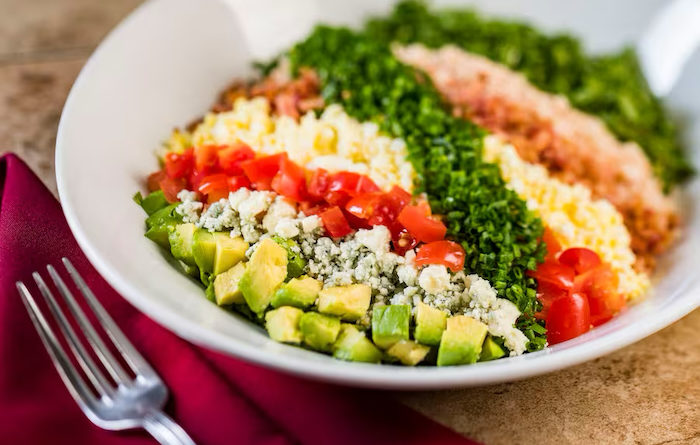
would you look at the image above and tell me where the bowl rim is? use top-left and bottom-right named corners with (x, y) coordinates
top-left (55, 0), bottom-right (700, 389)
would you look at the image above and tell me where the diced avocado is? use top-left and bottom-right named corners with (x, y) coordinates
top-left (213, 235), bottom-right (248, 275)
top-left (317, 284), bottom-right (371, 321)
top-left (178, 260), bottom-right (199, 278)
top-left (204, 282), bottom-right (216, 303)
top-left (271, 276), bottom-right (322, 309)
top-left (479, 336), bottom-right (506, 362)
top-left (371, 305), bottom-right (410, 349)
top-left (299, 312), bottom-right (341, 352)
top-left (169, 223), bottom-right (197, 266)
top-left (200, 269), bottom-right (213, 287)
top-left (437, 315), bottom-right (488, 366)
top-left (239, 238), bottom-right (288, 314)
top-left (387, 340), bottom-right (431, 366)
top-left (214, 262), bottom-right (246, 305)
top-left (332, 324), bottom-right (382, 363)
top-left (272, 236), bottom-right (306, 279)
top-left (265, 306), bottom-right (303, 344)
top-left (144, 203), bottom-right (182, 249)
top-left (414, 302), bottom-right (447, 346)
top-left (134, 190), bottom-right (169, 216)
top-left (192, 230), bottom-right (217, 274)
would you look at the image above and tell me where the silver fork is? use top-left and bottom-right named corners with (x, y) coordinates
top-left (16, 258), bottom-right (196, 445)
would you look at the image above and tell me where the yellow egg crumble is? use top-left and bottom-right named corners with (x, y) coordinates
top-left (167, 97), bottom-right (415, 192)
top-left (483, 136), bottom-right (649, 299)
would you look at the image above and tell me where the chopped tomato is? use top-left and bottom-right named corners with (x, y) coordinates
top-left (319, 206), bottom-right (353, 238)
top-left (345, 193), bottom-right (383, 220)
top-left (194, 145), bottom-right (221, 174)
top-left (385, 186), bottom-right (411, 211)
top-left (299, 201), bottom-right (329, 216)
top-left (218, 143), bottom-right (255, 176)
top-left (397, 205), bottom-right (446, 243)
top-left (227, 175), bottom-right (251, 192)
top-left (147, 170), bottom-right (167, 192)
top-left (307, 169), bottom-right (330, 201)
top-left (535, 281), bottom-right (569, 320)
top-left (271, 158), bottom-right (307, 201)
top-left (414, 240), bottom-right (465, 272)
top-left (342, 208), bottom-right (372, 230)
top-left (528, 260), bottom-right (575, 290)
top-left (356, 175), bottom-right (380, 194)
top-left (574, 265), bottom-right (624, 326)
top-left (416, 199), bottom-right (431, 216)
top-left (542, 227), bottom-right (562, 261)
top-left (558, 247), bottom-right (602, 274)
top-left (241, 153), bottom-right (286, 190)
top-left (164, 148), bottom-right (194, 179)
top-left (198, 174), bottom-right (229, 202)
top-left (159, 176), bottom-right (187, 203)
top-left (389, 223), bottom-right (418, 256)
top-left (546, 292), bottom-right (591, 345)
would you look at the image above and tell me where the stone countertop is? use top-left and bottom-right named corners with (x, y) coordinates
top-left (1, 1), bottom-right (697, 444)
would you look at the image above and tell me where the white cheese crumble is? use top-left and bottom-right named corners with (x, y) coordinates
top-left (175, 190), bottom-right (203, 223)
top-left (418, 265), bottom-right (451, 295)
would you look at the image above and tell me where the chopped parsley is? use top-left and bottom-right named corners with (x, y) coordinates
top-left (364, 0), bottom-right (694, 190)
top-left (288, 26), bottom-right (547, 350)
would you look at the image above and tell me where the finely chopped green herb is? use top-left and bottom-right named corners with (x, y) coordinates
top-left (364, 0), bottom-right (694, 190)
top-left (289, 26), bottom-right (547, 350)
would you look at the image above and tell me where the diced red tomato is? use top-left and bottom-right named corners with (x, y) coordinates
top-left (546, 292), bottom-right (591, 345)
top-left (306, 168), bottom-right (329, 201)
top-left (573, 265), bottom-right (624, 326)
top-left (528, 260), bottom-right (575, 290)
top-left (397, 205), bottom-right (446, 243)
top-left (227, 175), bottom-right (251, 192)
top-left (542, 227), bottom-right (562, 262)
top-left (198, 174), bottom-right (229, 202)
top-left (271, 157), bottom-right (307, 201)
top-left (416, 200), bottom-right (432, 216)
top-left (147, 170), bottom-right (167, 192)
top-left (558, 247), bottom-right (602, 274)
top-left (319, 206), bottom-right (353, 238)
top-left (535, 281), bottom-right (569, 320)
top-left (299, 201), bottom-right (329, 216)
top-left (194, 145), bottom-right (221, 174)
top-left (356, 175), bottom-right (380, 194)
top-left (159, 176), bottom-right (187, 203)
top-left (240, 153), bottom-right (286, 190)
top-left (389, 222), bottom-right (419, 256)
top-left (414, 240), bottom-right (465, 272)
top-left (218, 143), bottom-right (255, 176)
top-left (164, 148), bottom-right (194, 179)
top-left (344, 193), bottom-right (383, 220)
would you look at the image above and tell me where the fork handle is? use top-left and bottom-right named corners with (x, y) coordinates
top-left (143, 411), bottom-right (196, 445)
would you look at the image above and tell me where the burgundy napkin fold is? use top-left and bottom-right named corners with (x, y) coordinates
top-left (0, 153), bottom-right (478, 445)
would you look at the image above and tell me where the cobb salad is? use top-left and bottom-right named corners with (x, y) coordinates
top-left (134, 1), bottom-right (692, 366)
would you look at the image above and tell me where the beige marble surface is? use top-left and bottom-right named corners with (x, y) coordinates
top-left (0, 1), bottom-right (697, 444)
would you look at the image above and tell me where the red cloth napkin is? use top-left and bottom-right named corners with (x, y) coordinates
top-left (0, 153), bottom-right (478, 445)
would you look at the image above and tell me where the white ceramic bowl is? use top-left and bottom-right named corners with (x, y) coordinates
top-left (56, 0), bottom-right (700, 389)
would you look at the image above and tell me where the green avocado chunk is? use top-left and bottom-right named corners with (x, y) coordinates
top-left (299, 312), bottom-right (341, 352)
top-left (317, 284), bottom-right (371, 321)
top-left (265, 306), bottom-right (304, 344)
top-left (239, 238), bottom-right (288, 314)
top-left (214, 262), bottom-right (247, 305)
top-left (479, 336), bottom-right (506, 362)
top-left (134, 190), bottom-right (170, 216)
top-left (144, 203), bottom-right (182, 249)
top-left (271, 276), bottom-right (322, 309)
top-left (414, 302), bottom-right (447, 346)
top-left (332, 324), bottom-right (382, 363)
top-left (272, 236), bottom-right (306, 279)
top-left (371, 305), bottom-right (410, 349)
top-left (169, 223), bottom-right (197, 266)
top-left (213, 235), bottom-right (248, 275)
top-left (386, 340), bottom-right (431, 366)
top-left (192, 230), bottom-right (217, 274)
top-left (437, 315), bottom-right (488, 366)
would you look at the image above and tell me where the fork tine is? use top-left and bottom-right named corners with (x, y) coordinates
top-left (47, 265), bottom-right (132, 385)
top-left (61, 258), bottom-right (157, 379)
top-left (32, 272), bottom-right (115, 399)
top-left (16, 281), bottom-right (97, 413)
